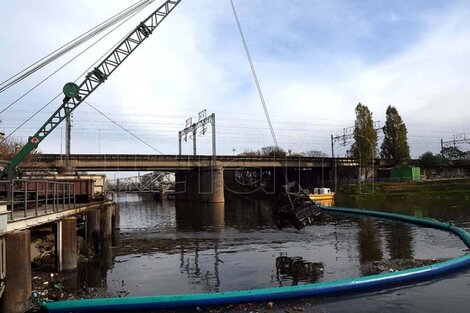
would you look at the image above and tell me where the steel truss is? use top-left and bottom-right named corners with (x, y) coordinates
top-left (107, 172), bottom-right (174, 194)
top-left (330, 121), bottom-right (383, 157)
top-left (441, 133), bottom-right (470, 150)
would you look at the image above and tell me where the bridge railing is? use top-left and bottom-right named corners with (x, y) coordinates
top-left (35, 154), bottom-right (359, 163)
top-left (28, 155), bottom-right (362, 171)
top-left (0, 180), bottom-right (76, 221)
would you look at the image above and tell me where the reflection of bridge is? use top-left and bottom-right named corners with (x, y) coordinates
top-left (26, 154), bottom-right (359, 171)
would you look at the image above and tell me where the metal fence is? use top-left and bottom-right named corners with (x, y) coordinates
top-left (0, 179), bottom-right (76, 221)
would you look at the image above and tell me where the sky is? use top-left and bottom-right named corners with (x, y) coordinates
top-left (1, 0), bottom-right (470, 158)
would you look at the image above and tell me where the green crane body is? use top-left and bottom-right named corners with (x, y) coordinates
top-left (1, 0), bottom-right (182, 180)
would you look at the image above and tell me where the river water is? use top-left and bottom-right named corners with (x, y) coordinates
top-left (78, 193), bottom-right (470, 312)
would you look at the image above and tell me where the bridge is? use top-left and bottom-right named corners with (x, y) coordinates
top-left (25, 154), bottom-right (359, 171)
top-left (19, 154), bottom-right (361, 204)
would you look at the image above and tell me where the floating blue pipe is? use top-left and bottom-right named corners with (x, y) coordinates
top-left (42, 206), bottom-right (470, 313)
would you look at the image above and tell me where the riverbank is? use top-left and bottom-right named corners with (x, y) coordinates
top-left (336, 178), bottom-right (470, 198)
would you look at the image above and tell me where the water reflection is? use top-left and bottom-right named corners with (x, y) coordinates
top-left (337, 196), bottom-right (470, 227)
top-left (70, 238), bottom-right (116, 292)
top-left (175, 201), bottom-right (224, 232)
top-left (275, 254), bottom-right (324, 286)
top-left (66, 193), bottom-right (470, 297)
top-left (179, 240), bottom-right (222, 292)
top-left (384, 222), bottom-right (413, 260)
top-left (357, 219), bottom-right (383, 263)
top-left (223, 195), bottom-right (274, 230)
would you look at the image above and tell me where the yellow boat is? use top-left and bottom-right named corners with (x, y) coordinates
top-left (309, 188), bottom-right (335, 207)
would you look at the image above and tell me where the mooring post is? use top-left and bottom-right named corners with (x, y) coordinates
top-left (1, 231), bottom-right (32, 313)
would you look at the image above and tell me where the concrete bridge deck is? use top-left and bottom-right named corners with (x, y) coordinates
top-left (2, 201), bottom-right (111, 234)
top-left (24, 154), bottom-right (359, 171)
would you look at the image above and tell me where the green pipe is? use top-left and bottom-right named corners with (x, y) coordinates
top-left (41, 206), bottom-right (470, 312)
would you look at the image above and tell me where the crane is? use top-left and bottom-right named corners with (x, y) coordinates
top-left (0, 0), bottom-right (182, 180)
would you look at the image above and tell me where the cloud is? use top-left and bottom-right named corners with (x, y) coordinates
top-left (1, 0), bottom-right (470, 158)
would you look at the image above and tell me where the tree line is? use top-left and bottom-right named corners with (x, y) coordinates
top-left (239, 103), bottom-right (413, 167)
top-left (239, 102), bottom-right (470, 169)
top-left (349, 103), bottom-right (410, 168)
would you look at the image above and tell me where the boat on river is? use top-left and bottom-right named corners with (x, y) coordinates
top-left (309, 188), bottom-right (335, 206)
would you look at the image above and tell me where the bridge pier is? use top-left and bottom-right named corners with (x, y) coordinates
top-left (1, 231), bottom-right (32, 313)
top-left (100, 204), bottom-right (114, 239)
top-left (87, 210), bottom-right (101, 254)
top-left (175, 167), bottom-right (224, 203)
top-left (112, 204), bottom-right (120, 246)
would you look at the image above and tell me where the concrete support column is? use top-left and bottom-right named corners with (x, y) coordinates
top-left (175, 167), bottom-right (225, 203)
top-left (199, 166), bottom-right (224, 203)
top-left (112, 204), bottom-right (120, 232)
top-left (1, 231), bottom-right (31, 313)
top-left (86, 210), bottom-right (101, 254)
top-left (112, 204), bottom-right (120, 246)
top-left (175, 171), bottom-right (190, 202)
top-left (100, 204), bottom-right (113, 239)
top-left (61, 217), bottom-right (78, 271)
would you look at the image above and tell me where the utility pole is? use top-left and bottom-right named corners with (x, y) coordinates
top-left (65, 114), bottom-right (72, 167)
top-left (178, 131), bottom-right (182, 156)
top-left (60, 127), bottom-right (63, 162)
top-left (212, 115), bottom-right (216, 156)
top-left (193, 128), bottom-right (197, 156)
top-left (330, 134), bottom-right (334, 158)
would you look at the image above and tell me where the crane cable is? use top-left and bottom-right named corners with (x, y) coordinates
top-left (0, 0), bottom-right (152, 145)
top-left (0, 0), bottom-right (153, 96)
top-left (230, 0), bottom-right (279, 148)
top-left (0, 0), bottom-right (150, 94)
top-left (0, 0), bottom-right (153, 116)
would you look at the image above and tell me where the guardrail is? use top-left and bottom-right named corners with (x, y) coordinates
top-left (33, 154), bottom-right (363, 164)
top-left (0, 180), bottom-right (76, 221)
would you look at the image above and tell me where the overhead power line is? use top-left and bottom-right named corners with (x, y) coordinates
top-left (0, 0), bottom-right (151, 116)
top-left (0, 0), bottom-right (153, 141)
top-left (84, 101), bottom-right (163, 155)
top-left (0, 0), bottom-right (153, 95)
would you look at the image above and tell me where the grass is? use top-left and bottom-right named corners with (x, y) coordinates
top-left (336, 178), bottom-right (470, 198)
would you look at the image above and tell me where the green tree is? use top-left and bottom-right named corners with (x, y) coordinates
top-left (441, 146), bottom-right (466, 160)
top-left (380, 105), bottom-right (410, 165)
top-left (349, 103), bottom-right (377, 178)
top-left (260, 146), bottom-right (287, 157)
top-left (418, 151), bottom-right (448, 167)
